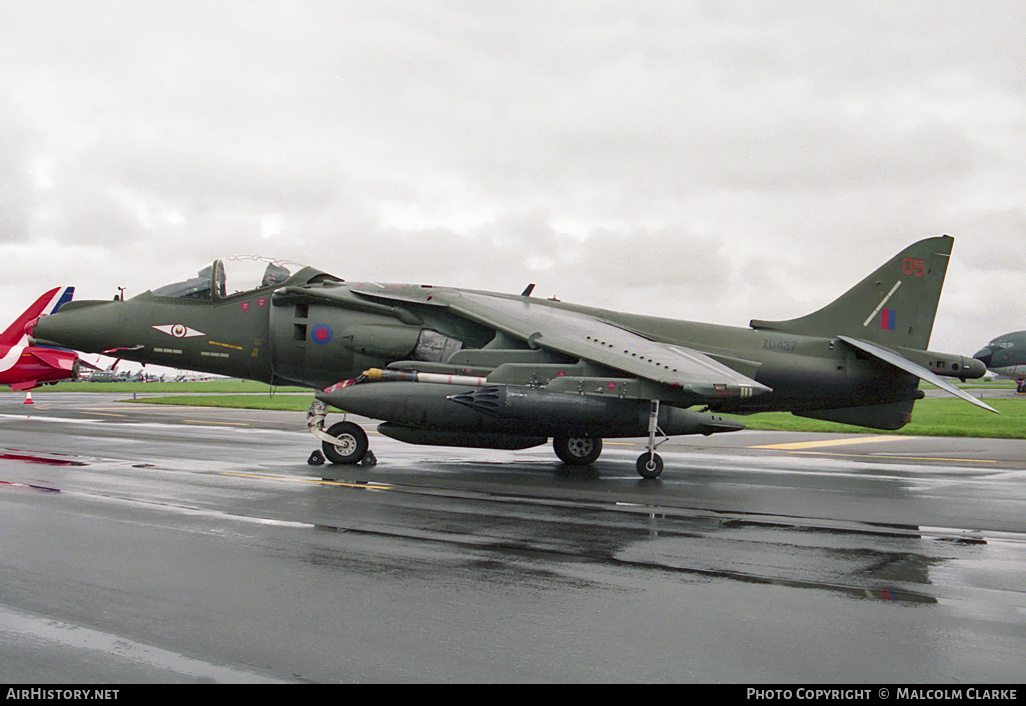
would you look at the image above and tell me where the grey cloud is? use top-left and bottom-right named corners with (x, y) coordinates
top-left (1, 1), bottom-right (1024, 358)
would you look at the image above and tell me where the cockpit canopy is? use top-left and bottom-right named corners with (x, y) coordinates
top-left (150, 257), bottom-right (322, 301)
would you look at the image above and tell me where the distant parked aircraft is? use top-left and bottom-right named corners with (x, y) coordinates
top-left (975, 331), bottom-right (1026, 392)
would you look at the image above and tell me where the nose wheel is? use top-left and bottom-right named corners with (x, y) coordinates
top-left (306, 400), bottom-right (374, 466)
top-left (321, 421), bottom-right (369, 465)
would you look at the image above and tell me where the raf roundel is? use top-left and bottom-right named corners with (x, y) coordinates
top-left (312, 324), bottom-right (333, 344)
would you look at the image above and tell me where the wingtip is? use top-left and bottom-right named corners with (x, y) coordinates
top-left (964, 393), bottom-right (999, 415)
top-left (980, 400), bottom-right (1000, 415)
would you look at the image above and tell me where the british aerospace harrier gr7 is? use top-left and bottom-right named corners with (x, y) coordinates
top-left (30, 236), bottom-right (993, 478)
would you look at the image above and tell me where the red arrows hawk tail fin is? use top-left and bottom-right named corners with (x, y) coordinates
top-left (1, 287), bottom-right (75, 352)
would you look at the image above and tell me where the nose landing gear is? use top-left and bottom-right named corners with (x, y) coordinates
top-left (306, 400), bottom-right (375, 466)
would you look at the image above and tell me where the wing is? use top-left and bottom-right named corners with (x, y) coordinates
top-left (297, 282), bottom-right (769, 402)
top-left (439, 291), bottom-right (770, 401)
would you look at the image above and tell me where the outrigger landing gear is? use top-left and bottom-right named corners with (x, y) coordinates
top-left (306, 399), bottom-right (375, 466)
top-left (636, 400), bottom-right (666, 479)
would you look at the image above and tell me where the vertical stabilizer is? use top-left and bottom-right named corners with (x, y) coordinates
top-left (750, 236), bottom-right (951, 350)
top-left (0, 287), bottom-right (75, 351)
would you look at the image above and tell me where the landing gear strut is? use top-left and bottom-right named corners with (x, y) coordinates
top-left (636, 399), bottom-right (666, 479)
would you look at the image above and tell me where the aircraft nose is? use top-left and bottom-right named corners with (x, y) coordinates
top-left (30, 300), bottom-right (116, 352)
top-left (973, 347), bottom-right (993, 368)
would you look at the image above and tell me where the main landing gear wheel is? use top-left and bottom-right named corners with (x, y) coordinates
top-left (554, 436), bottom-right (602, 466)
top-left (321, 421), bottom-right (369, 465)
top-left (636, 453), bottom-right (663, 479)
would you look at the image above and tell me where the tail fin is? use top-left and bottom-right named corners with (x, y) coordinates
top-left (750, 236), bottom-right (951, 350)
top-left (0, 287), bottom-right (75, 351)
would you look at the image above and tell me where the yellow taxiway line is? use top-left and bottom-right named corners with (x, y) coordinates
top-left (220, 471), bottom-right (393, 490)
top-left (750, 435), bottom-right (997, 464)
top-left (751, 435), bottom-right (906, 451)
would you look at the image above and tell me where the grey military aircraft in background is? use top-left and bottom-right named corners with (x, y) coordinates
top-left (31, 235), bottom-right (993, 478)
top-left (975, 331), bottom-right (1026, 393)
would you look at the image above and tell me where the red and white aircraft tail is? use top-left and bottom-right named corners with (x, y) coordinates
top-left (0, 286), bottom-right (75, 352)
top-left (1, 287), bottom-right (78, 395)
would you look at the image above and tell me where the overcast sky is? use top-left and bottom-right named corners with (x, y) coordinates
top-left (2, 1), bottom-right (1024, 361)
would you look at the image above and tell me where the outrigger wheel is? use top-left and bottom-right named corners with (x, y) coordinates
top-left (321, 421), bottom-right (369, 465)
top-left (636, 452), bottom-right (664, 479)
top-left (554, 436), bottom-right (602, 466)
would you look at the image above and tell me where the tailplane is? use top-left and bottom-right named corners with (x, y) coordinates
top-left (0, 287), bottom-right (75, 351)
top-left (750, 235), bottom-right (952, 350)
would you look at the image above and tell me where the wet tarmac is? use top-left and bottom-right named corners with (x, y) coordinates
top-left (1, 391), bottom-right (1024, 683)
